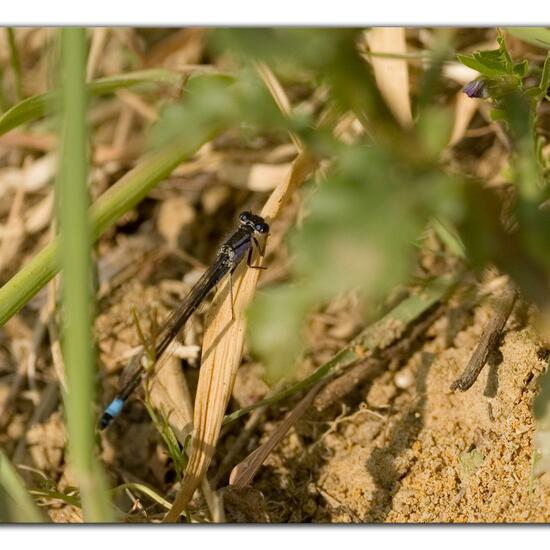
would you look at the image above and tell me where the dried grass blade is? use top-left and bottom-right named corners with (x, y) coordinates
top-left (86, 28), bottom-right (109, 81)
top-left (366, 28), bottom-right (413, 128)
top-left (229, 381), bottom-right (325, 488)
top-left (254, 61), bottom-right (303, 152)
top-left (162, 151), bottom-right (318, 522)
top-left (449, 91), bottom-right (481, 146)
top-left (149, 355), bottom-right (194, 442)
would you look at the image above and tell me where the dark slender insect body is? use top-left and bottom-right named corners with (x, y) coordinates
top-left (99, 211), bottom-right (269, 430)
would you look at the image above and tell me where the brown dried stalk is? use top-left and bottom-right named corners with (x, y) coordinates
top-left (163, 151), bottom-right (318, 522)
top-left (450, 287), bottom-right (517, 392)
top-left (314, 303), bottom-right (445, 412)
top-left (229, 381), bottom-right (325, 488)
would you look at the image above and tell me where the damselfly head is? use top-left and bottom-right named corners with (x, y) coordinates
top-left (238, 211), bottom-right (269, 235)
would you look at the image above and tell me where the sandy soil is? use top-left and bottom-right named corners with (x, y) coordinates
top-left (245, 292), bottom-right (550, 522)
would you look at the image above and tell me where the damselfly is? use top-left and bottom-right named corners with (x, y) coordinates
top-left (99, 211), bottom-right (269, 429)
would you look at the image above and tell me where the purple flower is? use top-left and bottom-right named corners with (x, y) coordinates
top-left (463, 79), bottom-right (487, 99)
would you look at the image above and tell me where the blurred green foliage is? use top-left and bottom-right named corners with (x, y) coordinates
top-left (150, 70), bottom-right (288, 151)
top-left (151, 29), bottom-right (550, 381)
top-left (459, 31), bottom-right (550, 475)
top-left (456, 33), bottom-right (550, 306)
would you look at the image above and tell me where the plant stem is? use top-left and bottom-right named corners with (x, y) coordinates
top-left (56, 27), bottom-right (112, 522)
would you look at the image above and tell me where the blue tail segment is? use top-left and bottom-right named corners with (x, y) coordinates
top-left (99, 397), bottom-right (125, 430)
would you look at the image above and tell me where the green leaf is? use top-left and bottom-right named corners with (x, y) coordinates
top-left (474, 53), bottom-right (508, 77)
top-left (538, 52), bottom-right (550, 98)
top-left (0, 69), bottom-right (184, 135)
top-left (457, 52), bottom-right (508, 79)
top-left (513, 60), bottom-right (529, 78)
top-left (458, 36), bottom-right (523, 81)
top-left (496, 33), bottom-right (514, 71)
top-left (457, 54), bottom-right (491, 75)
top-left (507, 28), bottom-right (550, 50)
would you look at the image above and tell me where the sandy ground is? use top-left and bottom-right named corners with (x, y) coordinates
top-left (245, 294), bottom-right (550, 523)
top-left (3, 249), bottom-right (550, 523)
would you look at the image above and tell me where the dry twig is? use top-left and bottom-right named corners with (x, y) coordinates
top-left (450, 287), bottom-right (517, 392)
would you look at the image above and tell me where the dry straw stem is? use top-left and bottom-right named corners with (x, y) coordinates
top-left (163, 150), bottom-right (318, 522)
top-left (86, 28), bottom-right (109, 81)
top-left (147, 353), bottom-right (225, 520)
top-left (449, 91), bottom-right (481, 146)
top-left (229, 380), bottom-right (325, 488)
top-left (450, 287), bottom-right (518, 392)
top-left (163, 63), bottom-right (315, 522)
top-left (366, 28), bottom-right (413, 129)
top-left (254, 61), bottom-right (303, 152)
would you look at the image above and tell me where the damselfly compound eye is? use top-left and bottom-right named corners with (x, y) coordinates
top-left (239, 211), bottom-right (252, 224)
top-left (255, 222), bottom-right (269, 234)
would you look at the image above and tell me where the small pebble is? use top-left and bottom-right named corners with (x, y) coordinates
top-left (394, 367), bottom-right (415, 389)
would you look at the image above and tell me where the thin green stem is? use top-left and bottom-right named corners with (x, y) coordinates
top-left (0, 448), bottom-right (45, 522)
top-left (0, 137), bottom-right (211, 327)
top-left (225, 273), bottom-right (460, 424)
top-left (56, 28), bottom-right (112, 522)
top-left (6, 28), bottom-right (23, 102)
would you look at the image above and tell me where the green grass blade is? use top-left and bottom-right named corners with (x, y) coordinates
top-left (431, 217), bottom-right (467, 259)
top-left (6, 28), bottom-right (23, 103)
top-left (224, 273), bottom-right (460, 424)
top-left (507, 28), bottom-right (550, 50)
top-left (0, 448), bottom-right (46, 522)
top-left (0, 68), bottom-right (183, 135)
top-left (56, 28), bottom-right (112, 522)
top-left (113, 483), bottom-right (174, 511)
top-left (28, 489), bottom-right (81, 508)
top-left (0, 134), bottom-right (212, 327)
